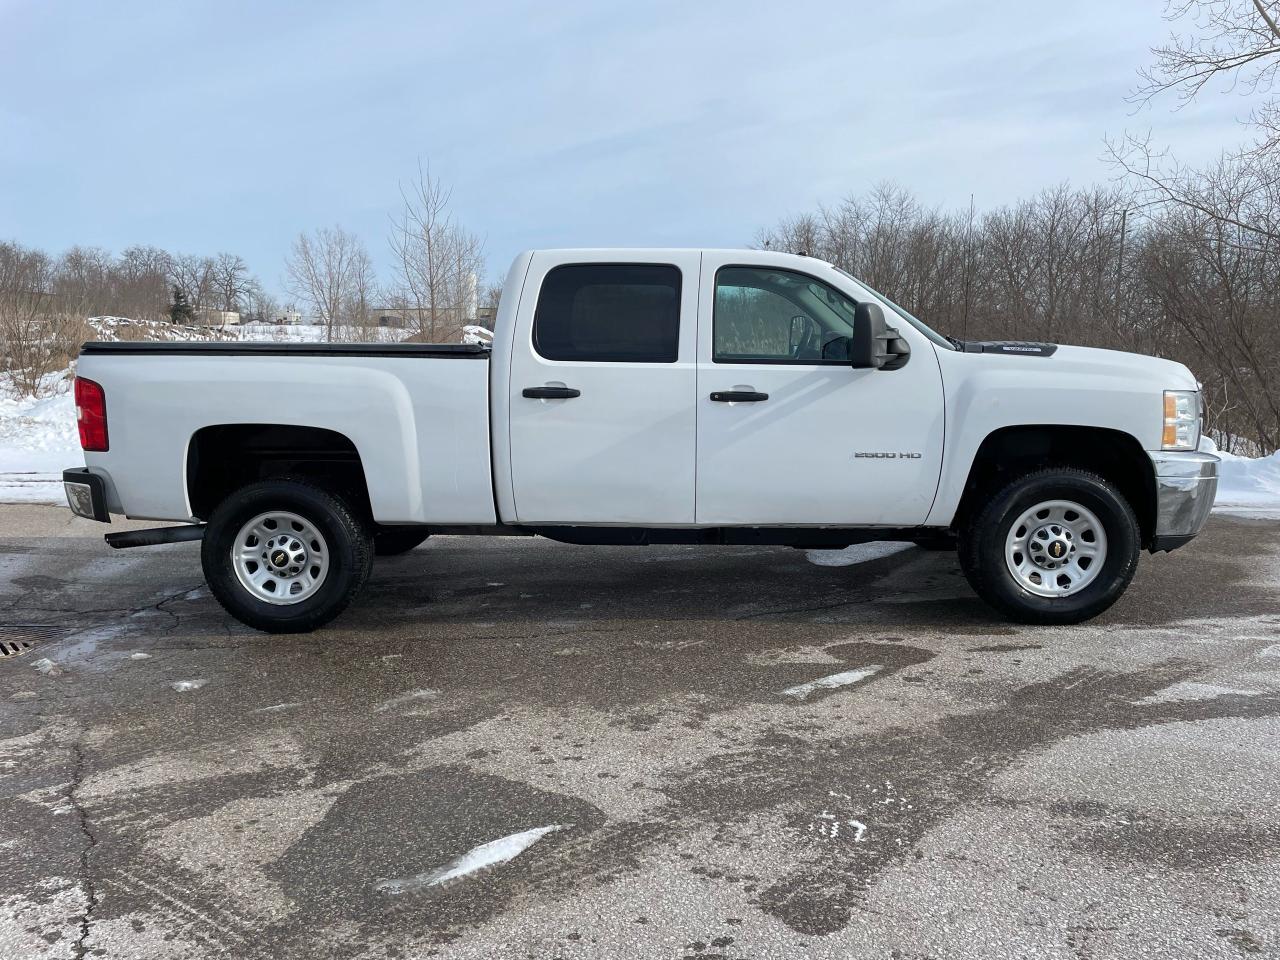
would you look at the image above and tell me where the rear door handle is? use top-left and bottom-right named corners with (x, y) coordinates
top-left (522, 386), bottom-right (581, 399)
top-left (710, 391), bottom-right (769, 402)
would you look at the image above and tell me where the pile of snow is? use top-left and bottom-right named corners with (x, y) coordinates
top-left (86, 315), bottom-right (409, 346)
top-left (805, 542), bottom-right (914, 567)
top-left (1198, 435), bottom-right (1280, 519)
top-left (0, 374), bottom-right (78, 503)
top-left (781, 665), bottom-right (882, 700)
top-left (461, 324), bottom-right (494, 346)
top-left (1207, 437), bottom-right (1280, 514)
top-left (375, 825), bottom-right (566, 894)
top-left (87, 315), bottom-right (236, 343)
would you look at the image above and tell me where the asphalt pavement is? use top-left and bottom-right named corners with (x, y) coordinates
top-left (1, 504), bottom-right (1278, 959)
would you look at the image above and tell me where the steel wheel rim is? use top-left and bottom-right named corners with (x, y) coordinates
top-left (1004, 499), bottom-right (1107, 598)
top-left (231, 511), bottom-right (330, 605)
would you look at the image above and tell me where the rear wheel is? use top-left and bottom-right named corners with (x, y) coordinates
top-left (373, 527), bottom-right (431, 556)
top-left (959, 468), bottom-right (1139, 624)
top-left (202, 479), bottom-right (373, 633)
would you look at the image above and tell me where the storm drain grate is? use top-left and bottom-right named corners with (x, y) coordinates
top-left (0, 625), bottom-right (66, 659)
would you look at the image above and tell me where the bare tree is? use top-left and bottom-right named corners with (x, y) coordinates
top-left (754, 180), bottom-right (1279, 454)
top-left (1111, 1), bottom-right (1280, 241)
top-left (168, 253), bottom-right (216, 314)
top-left (116, 245), bottom-right (173, 322)
top-left (210, 252), bottom-right (253, 314)
top-left (0, 242), bottom-right (89, 395)
top-left (284, 226), bottom-right (377, 341)
top-left (388, 161), bottom-right (485, 342)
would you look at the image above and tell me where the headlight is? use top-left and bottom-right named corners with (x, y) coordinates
top-left (1162, 390), bottom-right (1201, 451)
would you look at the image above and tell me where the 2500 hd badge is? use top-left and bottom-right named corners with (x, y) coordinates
top-left (854, 451), bottom-right (924, 459)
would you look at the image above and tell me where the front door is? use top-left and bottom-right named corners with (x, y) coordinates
top-left (506, 251), bottom-right (700, 524)
top-left (695, 256), bottom-right (944, 526)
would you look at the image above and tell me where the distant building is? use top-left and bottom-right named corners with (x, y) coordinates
top-left (364, 304), bottom-right (476, 338)
top-left (194, 308), bottom-right (241, 327)
top-left (367, 274), bottom-right (481, 334)
top-left (274, 310), bottom-right (303, 325)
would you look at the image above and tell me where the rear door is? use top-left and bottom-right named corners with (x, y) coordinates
top-left (506, 251), bottom-right (700, 524)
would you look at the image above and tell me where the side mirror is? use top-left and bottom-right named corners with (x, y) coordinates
top-left (851, 302), bottom-right (911, 370)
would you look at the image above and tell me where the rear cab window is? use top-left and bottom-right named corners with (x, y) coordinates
top-left (533, 263), bottom-right (681, 362)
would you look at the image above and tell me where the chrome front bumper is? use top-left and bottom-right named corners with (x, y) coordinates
top-left (1147, 450), bottom-right (1218, 551)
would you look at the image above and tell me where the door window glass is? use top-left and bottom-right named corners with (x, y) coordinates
top-left (534, 263), bottom-right (681, 362)
top-left (714, 266), bottom-right (854, 363)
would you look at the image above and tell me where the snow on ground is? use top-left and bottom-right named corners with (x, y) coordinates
top-left (0, 373), bottom-right (77, 503)
top-left (1208, 437), bottom-right (1280, 519)
top-left (780, 666), bottom-right (883, 701)
top-left (805, 542), bottom-right (914, 567)
top-left (375, 825), bottom-right (566, 894)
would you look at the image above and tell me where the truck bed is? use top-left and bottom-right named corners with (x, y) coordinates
top-left (76, 342), bottom-right (497, 525)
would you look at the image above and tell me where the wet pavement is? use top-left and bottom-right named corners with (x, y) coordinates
top-left (1, 504), bottom-right (1278, 959)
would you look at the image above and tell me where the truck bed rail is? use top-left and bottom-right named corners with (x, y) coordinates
top-left (78, 341), bottom-right (490, 358)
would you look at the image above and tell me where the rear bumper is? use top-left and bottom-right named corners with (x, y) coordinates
top-left (1147, 450), bottom-right (1218, 552)
top-left (62, 467), bottom-right (110, 523)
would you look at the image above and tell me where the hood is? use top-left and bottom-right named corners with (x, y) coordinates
top-left (1049, 344), bottom-right (1198, 390)
top-left (958, 340), bottom-right (1197, 390)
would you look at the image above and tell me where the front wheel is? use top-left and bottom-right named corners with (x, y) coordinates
top-left (959, 468), bottom-right (1140, 625)
top-left (202, 479), bottom-right (373, 633)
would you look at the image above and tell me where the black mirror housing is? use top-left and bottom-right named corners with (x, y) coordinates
top-left (851, 302), bottom-right (911, 370)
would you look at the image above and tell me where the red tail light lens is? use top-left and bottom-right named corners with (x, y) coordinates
top-left (75, 377), bottom-right (109, 452)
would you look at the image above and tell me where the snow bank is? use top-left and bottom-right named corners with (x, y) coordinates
top-left (0, 376), bottom-right (78, 503)
top-left (1212, 447), bottom-right (1280, 512)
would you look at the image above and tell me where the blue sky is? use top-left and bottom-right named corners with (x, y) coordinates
top-left (0, 0), bottom-right (1261, 295)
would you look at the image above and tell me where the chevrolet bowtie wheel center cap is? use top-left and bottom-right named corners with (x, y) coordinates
top-left (262, 536), bottom-right (307, 577)
top-left (1028, 525), bottom-right (1074, 570)
top-left (232, 511), bottom-right (331, 605)
top-left (1004, 500), bottom-right (1108, 599)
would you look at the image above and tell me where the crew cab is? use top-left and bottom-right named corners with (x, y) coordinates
top-left (63, 249), bottom-right (1218, 632)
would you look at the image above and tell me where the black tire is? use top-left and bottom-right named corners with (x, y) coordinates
top-left (959, 468), bottom-right (1140, 625)
top-left (373, 527), bottom-right (431, 556)
top-left (201, 478), bottom-right (373, 633)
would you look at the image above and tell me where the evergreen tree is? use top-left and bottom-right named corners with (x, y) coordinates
top-left (169, 285), bottom-right (194, 325)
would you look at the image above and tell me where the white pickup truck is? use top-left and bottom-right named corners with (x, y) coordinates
top-left (63, 249), bottom-right (1218, 633)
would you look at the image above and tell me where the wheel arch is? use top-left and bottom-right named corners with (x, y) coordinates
top-left (951, 425), bottom-right (1156, 546)
top-left (186, 423), bottom-right (373, 521)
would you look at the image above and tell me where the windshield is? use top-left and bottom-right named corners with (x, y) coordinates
top-left (831, 267), bottom-right (957, 350)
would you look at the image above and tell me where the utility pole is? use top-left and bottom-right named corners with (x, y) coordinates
top-left (961, 193), bottom-right (975, 340)
top-left (1114, 207), bottom-right (1128, 329)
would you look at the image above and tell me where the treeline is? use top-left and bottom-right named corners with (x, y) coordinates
top-left (0, 241), bottom-right (274, 394)
top-left (756, 183), bottom-right (1280, 455)
top-left (0, 242), bottom-right (274, 325)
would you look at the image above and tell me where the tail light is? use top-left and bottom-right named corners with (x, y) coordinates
top-left (75, 377), bottom-right (109, 452)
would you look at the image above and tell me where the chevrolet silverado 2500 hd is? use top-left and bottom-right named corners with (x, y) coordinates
top-left (63, 249), bottom-right (1218, 632)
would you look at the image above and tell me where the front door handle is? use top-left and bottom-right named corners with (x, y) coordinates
top-left (523, 386), bottom-right (581, 399)
top-left (710, 390), bottom-right (769, 402)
